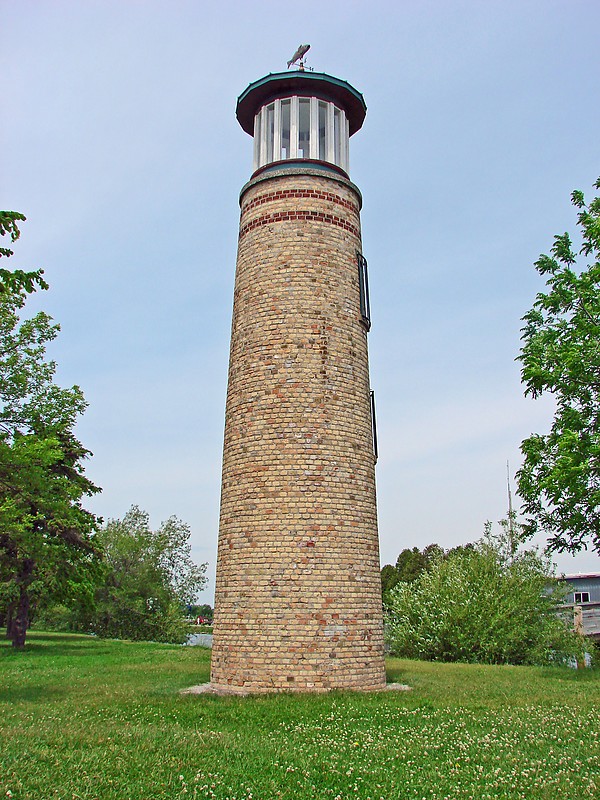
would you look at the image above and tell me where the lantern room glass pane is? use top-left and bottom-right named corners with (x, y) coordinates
top-left (281, 99), bottom-right (291, 159)
top-left (318, 101), bottom-right (327, 160)
top-left (266, 103), bottom-right (275, 163)
top-left (254, 111), bottom-right (262, 168)
top-left (298, 98), bottom-right (310, 158)
top-left (333, 106), bottom-right (342, 166)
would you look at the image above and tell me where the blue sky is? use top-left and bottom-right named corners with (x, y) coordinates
top-left (2, 1), bottom-right (599, 602)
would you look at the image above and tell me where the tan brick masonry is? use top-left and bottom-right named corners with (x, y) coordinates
top-left (210, 167), bottom-right (386, 692)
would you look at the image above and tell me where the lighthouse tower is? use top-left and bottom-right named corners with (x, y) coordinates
top-left (211, 63), bottom-right (385, 693)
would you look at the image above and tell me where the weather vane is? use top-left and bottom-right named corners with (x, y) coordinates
top-left (287, 44), bottom-right (311, 71)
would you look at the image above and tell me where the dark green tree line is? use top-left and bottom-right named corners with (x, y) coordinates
top-left (381, 542), bottom-right (473, 607)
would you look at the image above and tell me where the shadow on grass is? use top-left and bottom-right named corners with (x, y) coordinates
top-left (0, 640), bottom-right (116, 658)
top-left (537, 664), bottom-right (600, 682)
top-left (28, 643), bottom-right (117, 657)
top-left (27, 632), bottom-right (104, 647)
top-left (0, 685), bottom-right (68, 703)
top-left (385, 663), bottom-right (414, 685)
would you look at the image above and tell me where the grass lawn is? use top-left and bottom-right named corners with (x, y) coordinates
top-left (1, 632), bottom-right (598, 799)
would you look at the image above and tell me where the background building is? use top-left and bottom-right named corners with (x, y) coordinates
top-left (561, 574), bottom-right (600, 642)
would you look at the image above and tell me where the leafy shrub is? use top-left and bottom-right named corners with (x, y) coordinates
top-left (86, 598), bottom-right (190, 644)
top-left (33, 603), bottom-right (79, 633)
top-left (386, 526), bottom-right (586, 666)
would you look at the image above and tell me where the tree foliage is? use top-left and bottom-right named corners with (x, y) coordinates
top-left (381, 542), bottom-right (473, 607)
top-left (517, 178), bottom-right (600, 553)
top-left (0, 212), bottom-right (48, 295)
top-left (0, 219), bottom-right (100, 647)
top-left (385, 523), bottom-right (585, 666)
top-left (75, 506), bottom-right (207, 644)
top-left (188, 603), bottom-right (213, 622)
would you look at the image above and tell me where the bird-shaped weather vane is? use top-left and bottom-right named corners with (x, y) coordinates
top-left (287, 44), bottom-right (311, 71)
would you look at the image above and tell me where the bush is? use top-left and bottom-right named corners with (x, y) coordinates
top-left (85, 598), bottom-right (190, 644)
top-left (385, 526), bottom-right (586, 666)
top-left (33, 603), bottom-right (80, 633)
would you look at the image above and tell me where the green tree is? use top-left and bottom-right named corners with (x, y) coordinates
top-left (0, 431), bottom-right (101, 646)
top-left (394, 546), bottom-right (428, 583)
top-left (0, 220), bottom-right (100, 648)
top-left (0, 212), bottom-right (47, 295)
top-left (380, 563), bottom-right (401, 596)
top-left (385, 524), bottom-right (584, 666)
top-left (381, 543), bottom-right (469, 607)
top-left (78, 506), bottom-right (207, 644)
top-left (188, 603), bottom-right (213, 622)
top-left (517, 178), bottom-right (600, 554)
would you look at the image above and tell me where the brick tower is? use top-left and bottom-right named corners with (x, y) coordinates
top-left (211, 67), bottom-right (385, 693)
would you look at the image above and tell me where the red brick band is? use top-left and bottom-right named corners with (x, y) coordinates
top-left (242, 188), bottom-right (357, 215)
top-left (239, 210), bottom-right (360, 239)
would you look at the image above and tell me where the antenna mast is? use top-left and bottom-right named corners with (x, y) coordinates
top-left (507, 460), bottom-right (516, 556)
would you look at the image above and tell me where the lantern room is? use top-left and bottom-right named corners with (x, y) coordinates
top-left (236, 71), bottom-right (367, 176)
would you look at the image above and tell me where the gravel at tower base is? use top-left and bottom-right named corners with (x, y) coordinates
top-left (210, 70), bottom-right (386, 693)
